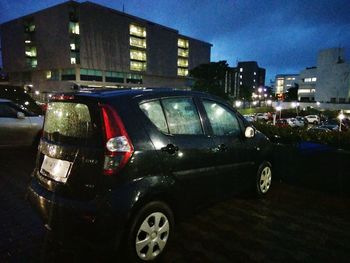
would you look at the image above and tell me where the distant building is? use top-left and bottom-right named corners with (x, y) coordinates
top-left (315, 48), bottom-right (350, 103)
top-left (0, 1), bottom-right (211, 94)
top-left (274, 74), bottom-right (299, 99)
top-left (276, 47), bottom-right (350, 103)
top-left (298, 67), bottom-right (317, 101)
top-left (229, 61), bottom-right (265, 99)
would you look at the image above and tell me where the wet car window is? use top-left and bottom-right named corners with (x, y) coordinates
top-left (203, 100), bottom-right (240, 136)
top-left (139, 100), bottom-right (168, 133)
top-left (162, 97), bottom-right (203, 135)
top-left (0, 103), bottom-right (18, 118)
top-left (44, 102), bottom-right (92, 140)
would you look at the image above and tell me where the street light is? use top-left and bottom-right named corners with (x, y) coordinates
top-left (235, 100), bottom-right (242, 108)
top-left (338, 111), bottom-right (345, 131)
top-left (276, 106), bottom-right (282, 120)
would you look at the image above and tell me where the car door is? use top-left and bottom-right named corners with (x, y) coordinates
top-left (0, 102), bottom-right (32, 147)
top-left (138, 96), bottom-right (218, 207)
top-left (201, 99), bottom-right (255, 197)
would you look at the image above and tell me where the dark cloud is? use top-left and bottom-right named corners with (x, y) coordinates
top-left (1, 0), bottom-right (349, 83)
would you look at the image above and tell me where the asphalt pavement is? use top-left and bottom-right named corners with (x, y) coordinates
top-left (0, 148), bottom-right (349, 262)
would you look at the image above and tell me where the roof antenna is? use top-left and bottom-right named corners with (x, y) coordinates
top-left (122, 3), bottom-right (125, 13)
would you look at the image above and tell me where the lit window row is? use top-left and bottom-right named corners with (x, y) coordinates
top-left (130, 49), bottom-right (147, 61)
top-left (131, 61), bottom-right (147, 72)
top-left (177, 58), bottom-right (188, 67)
top-left (25, 46), bottom-right (37, 57)
top-left (129, 24), bottom-right (147, 72)
top-left (304, 77), bottom-right (317, 82)
top-left (178, 38), bottom-right (189, 49)
top-left (130, 24), bottom-right (146, 38)
top-left (177, 38), bottom-right (189, 76)
top-left (177, 68), bottom-right (188, 77)
top-left (69, 22), bottom-right (80, 35)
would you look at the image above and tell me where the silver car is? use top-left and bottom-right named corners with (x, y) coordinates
top-left (0, 99), bottom-right (43, 148)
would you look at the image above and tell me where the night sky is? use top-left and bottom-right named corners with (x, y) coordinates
top-left (1, 0), bottom-right (349, 83)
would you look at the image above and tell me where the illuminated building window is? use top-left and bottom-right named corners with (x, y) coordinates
top-left (177, 68), bottom-right (188, 77)
top-left (69, 22), bottom-right (80, 34)
top-left (130, 61), bottom-right (147, 71)
top-left (177, 48), bottom-right (189, 57)
top-left (254, 72), bottom-right (257, 75)
top-left (25, 46), bottom-right (37, 57)
top-left (312, 77), bottom-right (317, 82)
top-left (80, 68), bottom-right (102, 81)
top-left (70, 43), bottom-right (76, 50)
top-left (130, 24), bottom-right (146, 38)
top-left (240, 68), bottom-right (243, 72)
top-left (177, 37), bottom-right (189, 76)
top-left (239, 75), bottom-right (242, 79)
top-left (130, 49), bottom-right (147, 61)
top-left (127, 73), bottom-right (143, 84)
top-left (62, 68), bottom-right (76, 80)
top-left (46, 70), bottom-right (59, 80)
top-left (106, 71), bottom-right (124, 83)
top-left (177, 58), bottom-right (188, 67)
top-left (130, 36), bottom-right (146, 48)
top-left (178, 38), bottom-right (189, 49)
top-left (70, 57), bottom-right (76, 64)
top-left (46, 71), bottom-right (52, 79)
top-left (240, 81), bottom-right (242, 85)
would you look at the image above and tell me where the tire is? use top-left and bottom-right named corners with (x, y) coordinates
top-left (313, 121), bottom-right (318, 125)
top-left (255, 161), bottom-right (272, 197)
top-left (124, 201), bottom-right (174, 262)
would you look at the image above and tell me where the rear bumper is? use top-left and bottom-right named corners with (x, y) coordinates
top-left (27, 179), bottom-right (125, 248)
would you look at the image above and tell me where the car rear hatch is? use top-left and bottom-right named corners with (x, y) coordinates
top-left (35, 95), bottom-right (105, 200)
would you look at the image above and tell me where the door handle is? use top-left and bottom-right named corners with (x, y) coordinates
top-left (161, 144), bottom-right (179, 154)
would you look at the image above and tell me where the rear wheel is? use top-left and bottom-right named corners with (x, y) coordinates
top-left (255, 162), bottom-right (272, 197)
top-left (125, 201), bottom-right (174, 262)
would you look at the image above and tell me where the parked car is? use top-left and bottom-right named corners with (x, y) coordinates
top-left (286, 118), bottom-right (298, 128)
top-left (309, 124), bottom-right (338, 132)
top-left (256, 112), bottom-right (269, 121)
top-left (0, 99), bottom-right (43, 148)
top-left (304, 115), bottom-right (320, 124)
top-left (295, 116), bottom-right (307, 127)
top-left (275, 118), bottom-right (289, 128)
top-left (27, 89), bottom-right (273, 262)
top-left (243, 114), bottom-right (255, 122)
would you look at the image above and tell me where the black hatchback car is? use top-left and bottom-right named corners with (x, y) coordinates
top-left (28, 88), bottom-right (273, 262)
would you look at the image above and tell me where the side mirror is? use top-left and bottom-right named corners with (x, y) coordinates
top-left (244, 126), bottom-right (255, 138)
top-left (17, 112), bottom-right (25, 119)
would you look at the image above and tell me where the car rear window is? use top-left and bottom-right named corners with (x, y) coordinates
top-left (43, 102), bottom-right (93, 142)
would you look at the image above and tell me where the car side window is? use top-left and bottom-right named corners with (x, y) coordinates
top-left (0, 103), bottom-right (18, 118)
top-left (139, 100), bottom-right (168, 133)
top-left (162, 97), bottom-right (203, 135)
top-left (203, 100), bottom-right (241, 136)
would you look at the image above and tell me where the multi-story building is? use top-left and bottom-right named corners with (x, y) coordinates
top-left (0, 1), bottom-right (211, 93)
top-left (274, 74), bottom-right (299, 99)
top-left (298, 67), bottom-right (317, 101)
top-left (315, 48), bottom-right (350, 103)
top-left (229, 61), bottom-right (265, 99)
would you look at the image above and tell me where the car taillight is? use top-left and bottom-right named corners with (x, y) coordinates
top-left (100, 104), bottom-right (134, 175)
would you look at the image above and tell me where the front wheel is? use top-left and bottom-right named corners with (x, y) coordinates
top-left (125, 201), bottom-right (174, 262)
top-left (255, 162), bottom-right (272, 197)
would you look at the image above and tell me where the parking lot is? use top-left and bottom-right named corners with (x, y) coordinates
top-left (1, 148), bottom-right (350, 262)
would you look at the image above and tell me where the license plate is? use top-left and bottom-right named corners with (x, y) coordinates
top-left (40, 155), bottom-right (72, 183)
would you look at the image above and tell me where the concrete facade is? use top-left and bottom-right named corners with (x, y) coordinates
top-left (274, 74), bottom-right (299, 97)
top-left (315, 48), bottom-right (350, 103)
top-left (0, 1), bottom-right (211, 93)
top-left (298, 68), bottom-right (317, 101)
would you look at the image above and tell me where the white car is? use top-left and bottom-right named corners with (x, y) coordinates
top-left (0, 99), bottom-right (43, 148)
top-left (256, 113), bottom-right (269, 121)
top-left (304, 115), bottom-right (320, 124)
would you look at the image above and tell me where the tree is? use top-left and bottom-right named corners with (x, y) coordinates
top-left (189, 61), bottom-right (229, 100)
